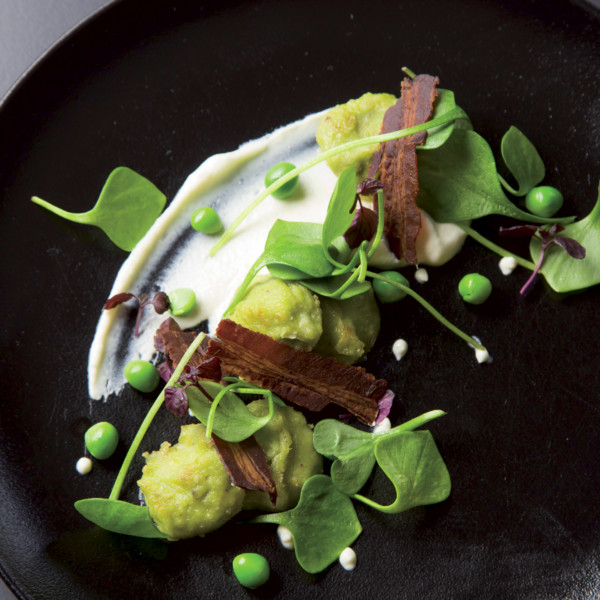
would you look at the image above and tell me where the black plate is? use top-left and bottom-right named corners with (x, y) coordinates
top-left (1, 1), bottom-right (599, 598)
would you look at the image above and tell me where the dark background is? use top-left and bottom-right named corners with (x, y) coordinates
top-left (1, 1), bottom-right (600, 599)
top-left (1, 3), bottom-right (110, 598)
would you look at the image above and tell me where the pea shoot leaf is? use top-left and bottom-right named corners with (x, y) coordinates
top-left (416, 129), bottom-right (572, 225)
top-left (498, 126), bottom-right (545, 196)
top-left (263, 220), bottom-right (334, 279)
top-left (187, 381), bottom-right (275, 443)
top-left (32, 166), bottom-right (166, 251)
top-left (420, 88), bottom-right (472, 150)
top-left (354, 431), bottom-right (451, 513)
top-left (532, 183), bottom-right (600, 292)
top-left (313, 411), bottom-right (446, 494)
top-left (321, 166), bottom-right (357, 261)
top-left (74, 498), bottom-right (168, 539)
top-left (301, 273), bottom-right (372, 300)
top-left (250, 475), bottom-right (362, 573)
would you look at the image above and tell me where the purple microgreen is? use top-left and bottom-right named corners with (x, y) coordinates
top-left (498, 224), bottom-right (539, 238)
top-left (500, 224), bottom-right (586, 294)
top-left (375, 389), bottom-right (395, 425)
top-left (164, 357), bottom-right (223, 418)
top-left (356, 178), bottom-right (385, 199)
top-left (551, 236), bottom-right (585, 259)
top-left (151, 291), bottom-right (170, 314)
top-left (103, 292), bottom-right (136, 310)
top-left (157, 361), bottom-right (174, 383)
top-left (344, 205), bottom-right (379, 249)
top-left (104, 289), bottom-right (171, 337)
top-left (179, 357), bottom-right (222, 384)
top-left (344, 179), bottom-right (383, 249)
top-left (164, 386), bottom-right (189, 417)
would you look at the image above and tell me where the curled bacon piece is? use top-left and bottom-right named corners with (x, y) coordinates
top-left (368, 74), bottom-right (439, 264)
top-left (205, 319), bottom-right (386, 425)
top-left (211, 434), bottom-right (277, 507)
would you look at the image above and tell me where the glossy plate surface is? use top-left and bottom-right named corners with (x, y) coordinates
top-left (1, 1), bottom-right (599, 598)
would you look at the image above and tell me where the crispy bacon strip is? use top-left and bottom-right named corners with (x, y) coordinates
top-left (368, 74), bottom-right (439, 264)
top-left (205, 319), bottom-right (386, 425)
top-left (211, 434), bottom-right (277, 507)
top-left (155, 318), bottom-right (207, 369)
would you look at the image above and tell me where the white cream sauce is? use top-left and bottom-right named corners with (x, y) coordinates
top-left (499, 256), bottom-right (518, 275)
top-left (88, 110), bottom-right (467, 400)
top-left (339, 546), bottom-right (357, 571)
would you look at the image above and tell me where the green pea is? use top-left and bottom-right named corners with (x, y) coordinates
top-left (191, 206), bottom-right (222, 234)
top-left (525, 185), bottom-right (564, 218)
top-left (168, 287), bottom-right (196, 316)
top-left (265, 162), bottom-right (299, 199)
top-left (373, 271), bottom-right (410, 303)
top-left (458, 273), bottom-right (492, 305)
top-left (124, 359), bottom-right (160, 393)
top-left (232, 553), bottom-right (270, 589)
top-left (84, 422), bottom-right (119, 460)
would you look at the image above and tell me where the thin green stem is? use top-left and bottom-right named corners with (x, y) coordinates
top-left (205, 382), bottom-right (244, 438)
top-left (333, 265), bottom-right (361, 297)
top-left (366, 190), bottom-right (385, 260)
top-left (209, 107), bottom-right (465, 256)
top-left (109, 332), bottom-right (206, 501)
top-left (496, 173), bottom-right (519, 196)
top-left (401, 66), bottom-right (417, 79)
top-left (31, 196), bottom-right (93, 224)
top-left (459, 223), bottom-right (536, 271)
top-left (357, 244), bottom-right (368, 282)
top-left (367, 270), bottom-right (486, 351)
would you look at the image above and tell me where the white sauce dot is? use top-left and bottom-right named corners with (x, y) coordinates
top-left (469, 335), bottom-right (492, 364)
top-left (339, 547), bottom-right (357, 571)
top-left (392, 338), bottom-right (408, 361)
top-left (499, 256), bottom-right (518, 275)
top-left (373, 417), bottom-right (391, 434)
top-left (76, 457), bottom-right (93, 475)
top-left (414, 267), bottom-right (429, 283)
top-left (475, 348), bottom-right (491, 363)
top-left (277, 525), bottom-right (294, 550)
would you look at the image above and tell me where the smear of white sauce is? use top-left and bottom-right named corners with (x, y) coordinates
top-left (339, 547), bottom-right (357, 571)
top-left (88, 111), bottom-right (468, 400)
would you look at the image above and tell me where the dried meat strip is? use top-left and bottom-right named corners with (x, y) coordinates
top-left (206, 319), bottom-right (386, 425)
top-left (155, 317), bottom-right (207, 369)
top-left (368, 74), bottom-right (439, 264)
top-left (211, 433), bottom-right (277, 507)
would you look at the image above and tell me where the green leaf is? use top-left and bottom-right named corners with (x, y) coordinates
top-left (262, 220), bottom-right (334, 279)
top-left (416, 129), bottom-right (572, 225)
top-left (354, 431), bottom-right (451, 513)
top-left (313, 411), bottom-right (446, 494)
top-left (250, 475), bottom-right (362, 573)
top-left (187, 381), bottom-right (274, 442)
top-left (301, 273), bottom-right (372, 299)
top-left (533, 183), bottom-right (600, 292)
top-left (420, 88), bottom-right (472, 150)
top-left (74, 498), bottom-right (168, 539)
top-left (321, 166), bottom-right (357, 262)
top-left (32, 166), bottom-right (166, 251)
top-left (498, 126), bottom-right (545, 196)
